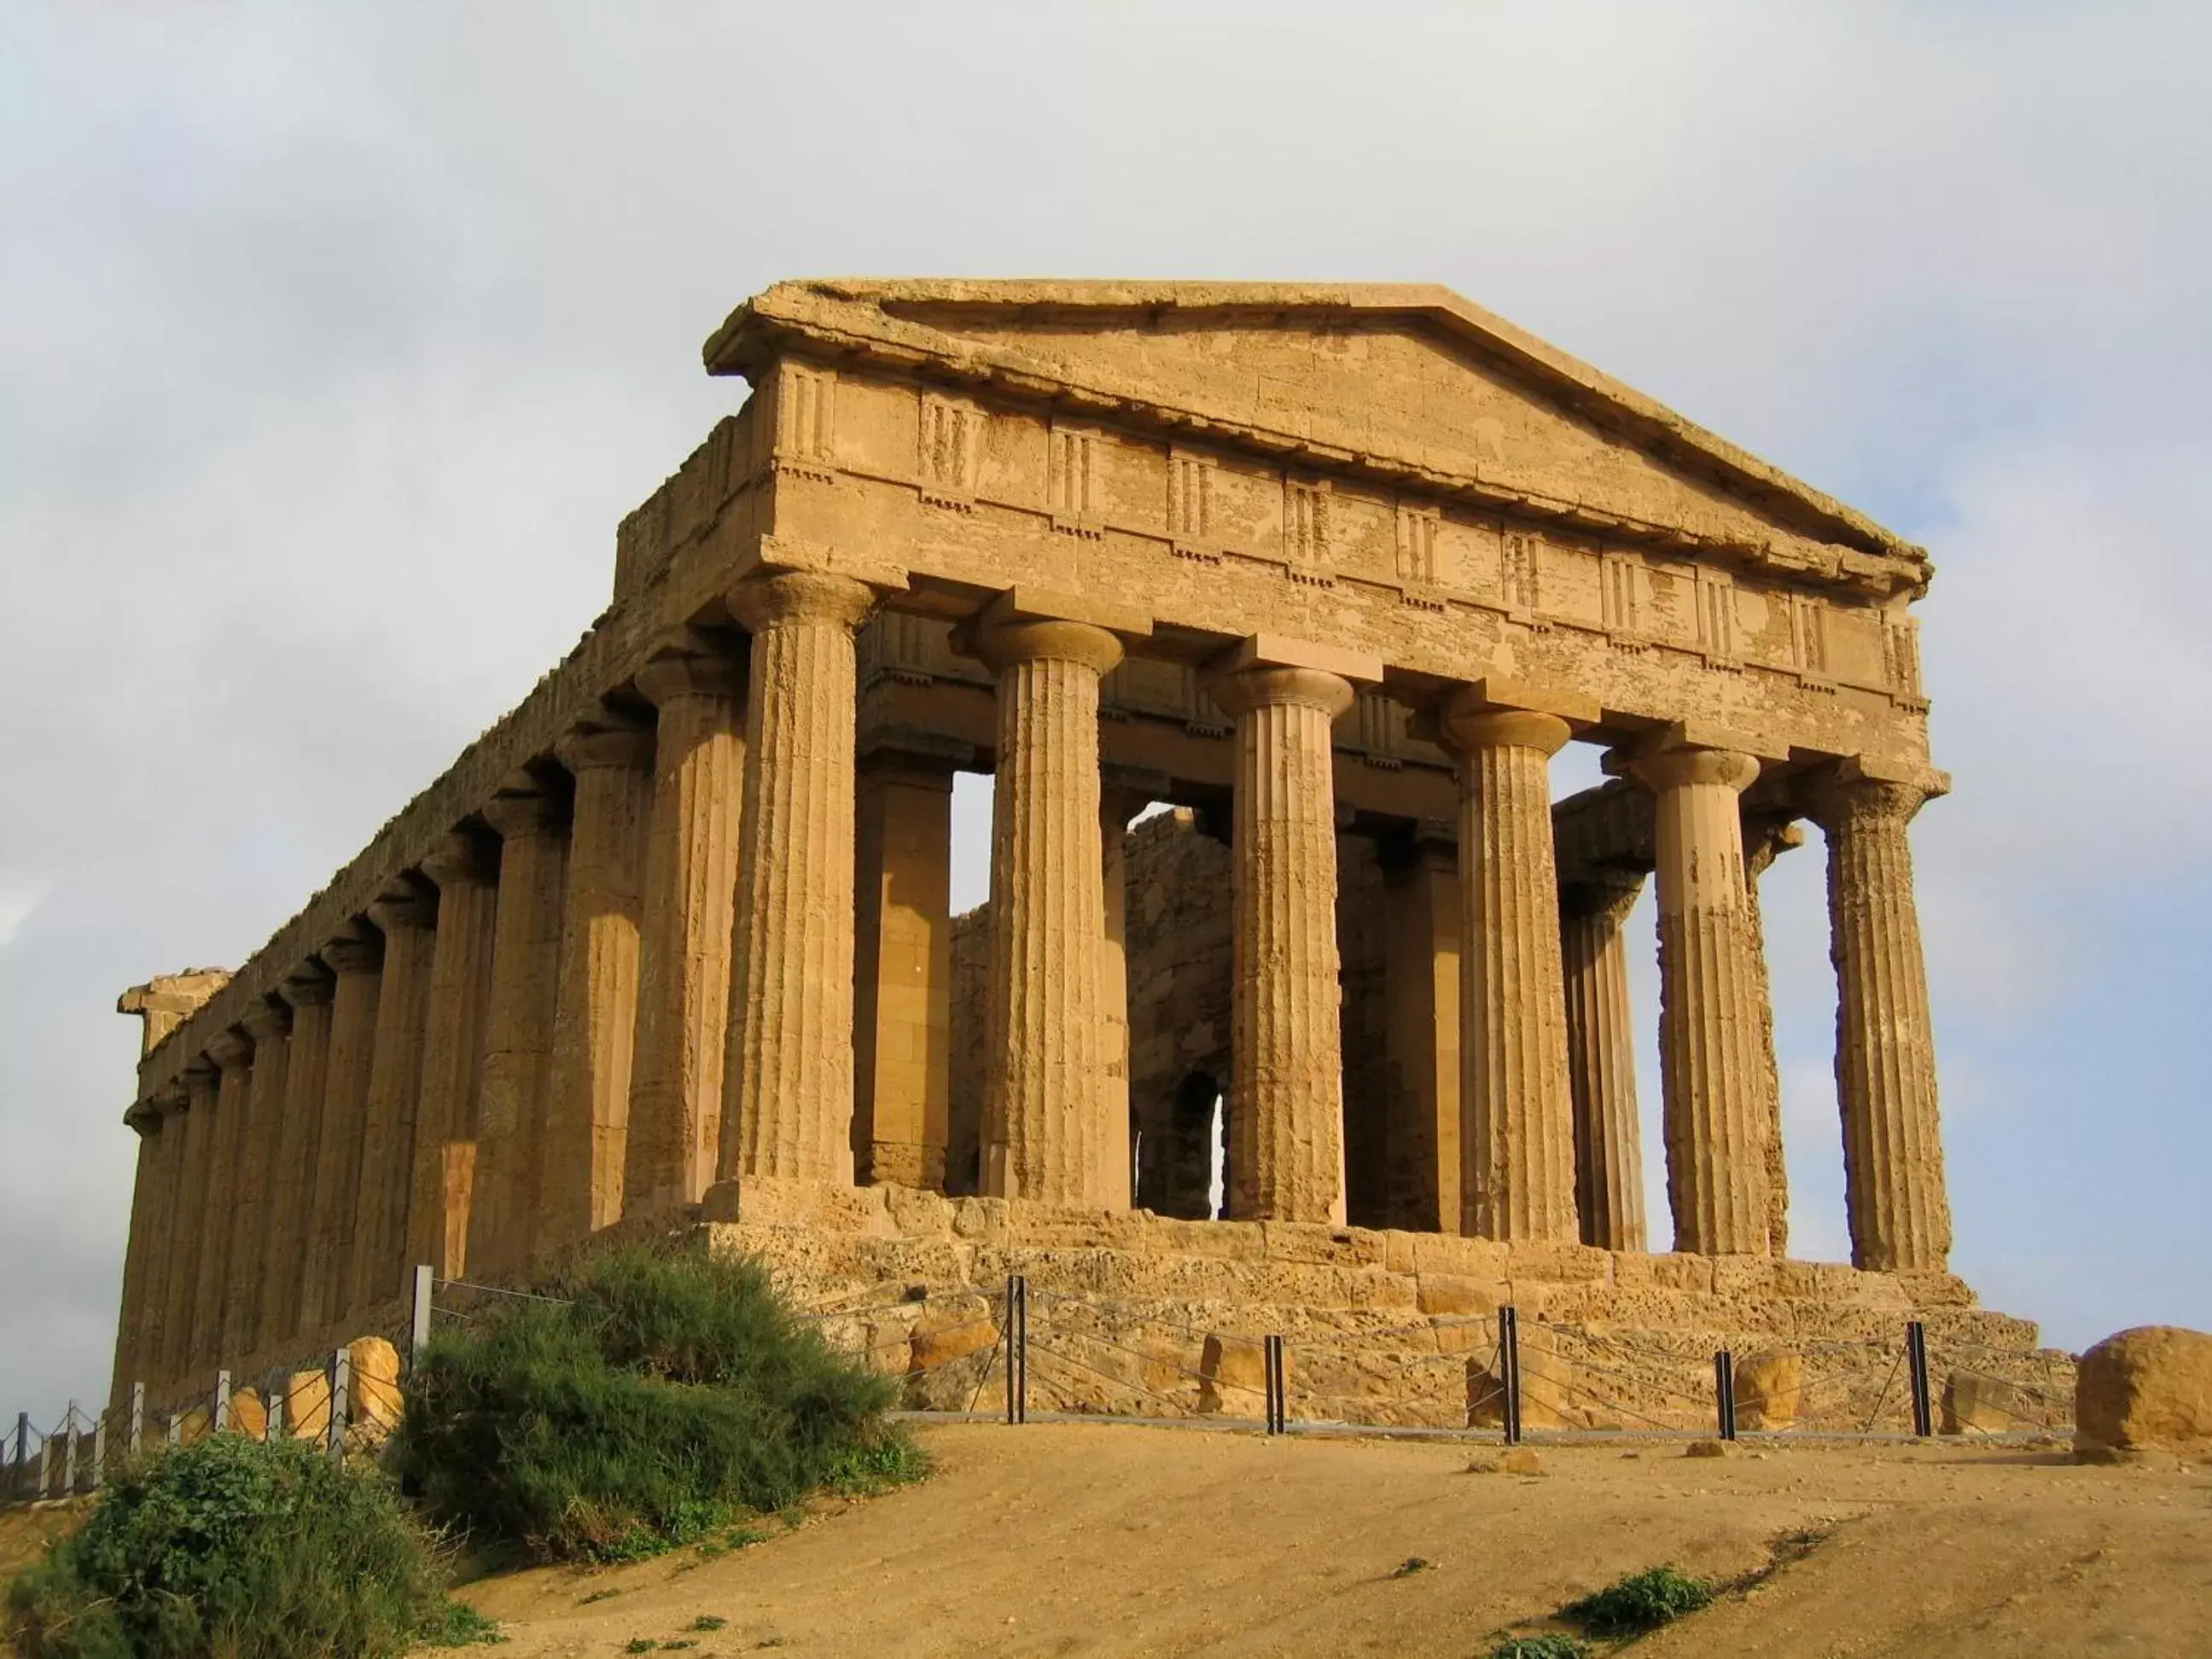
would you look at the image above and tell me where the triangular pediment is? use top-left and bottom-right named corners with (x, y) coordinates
top-left (707, 280), bottom-right (1927, 597)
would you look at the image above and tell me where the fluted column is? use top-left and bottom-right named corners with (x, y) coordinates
top-left (191, 1035), bottom-right (255, 1370)
top-left (1441, 701), bottom-right (1580, 1243)
top-left (302, 927), bottom-right (383, 1333)
top-left (1632, 744), bottom-right (1770, 1255)
top-left (1097, 786), bottom-right (1150, 1210)
top-left (853, 752), bottom-right (955, 1190)
top-left (721, 572), bottom-right (875, 1184)
top-left (160, 1062), bottom-right (216, 1383)
top-left (541, 725), bottom-right (654, 1254)
top-left (470, 779), bottom-right (570, 1278)
top-left (1743, 815), bottom-right (1802, 1258)
top-left (1211, 662), bottom-right (1355, 1223)
top-left (111, 1098), bottom-right (168, 1401)
top-left (1382, 830), bottom-right (1462, 1233)
top-left (625, 654), bottom-right (745, 1218)
top-left (408, 830), bottom-right (499, 1279)
top-left (349, 887), bottom-right (438, 1313)
top-left (262, 967), bottom-right (333, 1344)
top-left (222, 1001), bottom-right (289, 1360)
top-left (977, 618), bottom-right (1122, 1204)
top-left (1560, 871), bottom-right (1647, 1251)
top-left (1812, 773), bottom-right (1952, 1272)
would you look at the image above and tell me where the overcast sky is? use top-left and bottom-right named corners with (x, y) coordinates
top-left (4, 3), bottom-right (2208, 1417)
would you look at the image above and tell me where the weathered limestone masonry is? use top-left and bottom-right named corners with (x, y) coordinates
top-left (110, 280), bottom-right (2027, 1409)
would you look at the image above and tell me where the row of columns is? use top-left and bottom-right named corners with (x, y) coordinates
top-left (116, 573), bottom-right (1953, 1398)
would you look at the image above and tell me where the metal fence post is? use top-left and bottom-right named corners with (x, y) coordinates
top-left (410, 1263), bottom-right (435, 1370)
top-left (213, 1371), bottom-right (232, 1436)
top-left (269, 1387), bottom-right (286, 1443)
top-left (129, 1382), bottom-right (145, 1458)
top-left (91, 1412), bottom-right (107, 1492)
top-left (1499, 1306), bottom-right (1524, 1447)
top-left (329, 1348), bottom-right (352, 1460)
top-left (11, 1412), bottom-right (26, 1497)
top-left (165, 1412), bottom-right (179, 1447)
top-left (1263, 1334), bottom-right (1288, 1435)
top-left (1004, 1275), bottom-right (1027, 1426)
top-left (1906, 1321), bottom-right (1933, 1437)
top-left (1714, 1350), bottom-right (1738, 1441)
top-left (61, 1402), bottom-right (79, 1496)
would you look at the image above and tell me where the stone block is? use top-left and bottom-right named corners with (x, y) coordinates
top-left (228, 1387), bottom-right (268, 1440)
top-left (1611, 1252), bottom-right (1716, 1295)
top-left (1941, 1371), bottom-right (2025, 1435)
top-left (1417, 1273), bottom-right (1502, 1318)
top-left (1465, 1324), bottom-right (1576, 1429)
top-left (910, 1315), bottom-right (998, 1373)
top-left (1197, 1333), bottom-right (1268, 1414)
top-left (2075, 1325), bottom-right (2212, 1460)
top-left (1735, 1349), bottom-right (1802, 1430)
top-left (347, 1336), bottom-right (405, 1443)
top-left (280, 1370), bottom-right (330, 1441)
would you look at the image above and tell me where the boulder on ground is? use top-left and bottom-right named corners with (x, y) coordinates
top-left (2075, 1325), bottom-right (2212, 1461)
top-left (1735, 1349), bottom-right (1802, 1431)
top-left (280, 1369), bottom-right (330, 1441)
top-left (347, 1336), bottom-right (405, 1443)
top-left (227, 1386), bottom-right (267, 1440)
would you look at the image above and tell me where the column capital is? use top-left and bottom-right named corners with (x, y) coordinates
top-left (241, 999), bottom-right (292, 1042)
top-left (150, 1080), bottom-right (189, 1116)
top-left (973, 616), bottom-right (1124, 678)
top-left (207, 1027), bottom-right (254, 1072)
top-left (1560, 866), bottom-right (1645, 927)
top-left (556, 722), bottom-right (655, 775)
top-left (481, 778), bottom-right (567, 841)
top-left (367, 883), bottom-right (438, 935)
top-left (636, 650), bottom-right (744, 706)
top-left (1436, 696), bottom-right (1572, 760)
top-left (1807, 771), bottom-right (1930, 832)
top-left (181, 1054), bottom-right (218, 1091)
top-left (727, 569), bottom-right (876, 634)
top-left (421, 828), bottom-right (499, 888)
top-left (1207, 664), bottom-right (1356, 720)
top-left (323, 926), bottom-right (385, 977)
top-left (1631, 743), bottom-right (1761, 795)
top-left (1743, 812), bottom-right (1807, 877)
top-left (279, 962), bottom-right (336, 1010)
top-left (124, 1096), bottom-right (165, 1134)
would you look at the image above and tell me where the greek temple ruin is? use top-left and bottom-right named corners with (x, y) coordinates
top-left (108, 280), bottom-right (2000, 1413)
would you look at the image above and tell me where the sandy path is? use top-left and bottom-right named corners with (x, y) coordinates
top-left (446, 1422), bottom-right (2212, 1657)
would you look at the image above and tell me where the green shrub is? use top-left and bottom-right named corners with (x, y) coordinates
top-left (393, 1244), bottom-right (923, 1563)
top-left (3, 1433), bottom-right (471, 1659)
top-left (1560, 1563), bottom-right (1714, 1635)
top-left (1488, 1636), bottom-right (1590, 1659)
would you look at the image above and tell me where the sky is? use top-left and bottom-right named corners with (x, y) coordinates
top-left (3, 2), bottom-right (2208, 1416)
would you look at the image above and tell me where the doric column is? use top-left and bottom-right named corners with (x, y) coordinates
top-left (349, 886), bottom-right (438, 1313)
top-left (136, 1083), bottom-right (187, 1387)
top-left (1440, 699), bottom-right (1580, 1243)
top-left (1631, 743), bottom-right (1771, 1255)
top-left (1097, 783), bottom-right (1153, 1210)
top-left (1743, 814), bottom-right (1802, 1258)
top-left (110, 1097), bottom-right (169, 1401)
top-left (1209, 656), bottom-right (1358, 1224)
top-left (1382, 828), bottom-right (1462, 1233)
top-left (160, 1061), bottom-right (216, 1382)
top-left (222, 1000), bottom-right (290, 1360)
top-left (1811, 771), bottom-right (1952, 1272)
top-left (540, 724), bottom-right (654, 1254)
top-left (190, 1033), bottom-right (254, 1370)
top-left (261, 966), bottom-right (333, 1344)
top-left (1559, 870), bottom-right (1647, 1252)
top-left (625, 653), bottom-right (745, 1219)
top-left (470, 777), bottom-right (570, 1278)
top-left (853, 751), bottom-right (955, 1191)
top-left (976, 616), bottom-right (1123, 1204)
top-left (720, 572), bottom-right (875, 1185)
top-left (408, 830), bottom-right (500, 1279)
top-left (302, 926), bottom-right (383, 1333)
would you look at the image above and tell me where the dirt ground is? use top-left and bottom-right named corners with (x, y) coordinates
top-left (444, 1420), bottom-right (2212, 1658)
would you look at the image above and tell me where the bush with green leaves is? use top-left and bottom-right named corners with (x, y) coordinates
top-left (1560, 1563), bottom-right (1714, 1636)
top-left (1488, 1636), bottom-right (1590, 1659)
top-left (3, 1432), bottom-right (479, 1659)
top-left (393, 1243), bottom-right (923, 1563)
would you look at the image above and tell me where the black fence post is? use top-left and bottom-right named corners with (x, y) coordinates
top-left (1906, 1321), bottom-right (1933, 1437)
top-left (1499, 1305), bottom-right (1524, 1447)
top-left (1004, 1275), bottom-right (1027, 1426)
top-left (1714, 1349), bottom-right (1738, 1441)
top-left (91, 1410), bottom-right (106, 1492)
top-left (1263, 1335), bottom-right (1288, 1434)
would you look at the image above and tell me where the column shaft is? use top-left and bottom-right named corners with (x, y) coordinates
top-left (191, 1043), bottom-right (253, 1371)
top-left (722, 573), bottom-right (875, 1184)
top-left (1743, 818), bottom-right (1799, 1258)
top-left (159, 1067), bottom-right (215, 1382)
top-left (349, 891), bottom-right (437, 1313)
top-left (1816, 777), bottom-right (1952, 1271)
top-left (1560, 876), bottom-right (1647, 1251)
top-left (408, 833), bottom-right (499, 1279)
top-left (1097, 789), bottom-right (1147, 1210)
top-left (302, 932), bottom-right (383, 1333)
top-left (979, 620), bottom-right (1121, 1204)
top-left (110, 1105), bottom-right (166, 1402)
top-left (1214, 665), bottom-right (1355, 1224)
top-left (1382, 839), bottom-right (1461, 1233)
top-left (626, 657), bottom-right (745, 1218)
top-left (470, 783), bottom-right (570, 1278)
top-left (222, 1004), bottom-right (289, 1359)
top-left (1443, 703), bottom-right (1580, 1243)
top-left (541, 727), bottom-right (654, 1253)
top-left (141, 1089), bottom-right (188, 1384)
top-left (853, 755), bottom-right (955, 1190)
top-left (261, 971), bottom-right (333, 1345)
top-left (1635, 745), bottom-right (1771, 1255)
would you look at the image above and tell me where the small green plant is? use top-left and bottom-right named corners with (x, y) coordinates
top-left (624, 1641), bottom-right (655, 1655)
top-left (1488, 1636), bottom-right (1589, 1659)
top-left (1561, 1564), bottom-right (1714, 1636)
top-left (1389, 1556), bottom-right (1434, 1578)
top-left (690, 1616), bottom-right (729, 1632)
top-left (425, 1600), bottom-right (506, 1646)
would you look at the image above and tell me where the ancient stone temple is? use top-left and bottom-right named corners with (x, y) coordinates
top-left (109, 281), bottom-right (1999, 1412)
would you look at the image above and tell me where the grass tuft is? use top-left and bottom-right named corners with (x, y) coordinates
top-left (1560, 1563), bottom-right (1714, 1635)
top-left (1488, 1636), bottom-right (1590, 1659)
